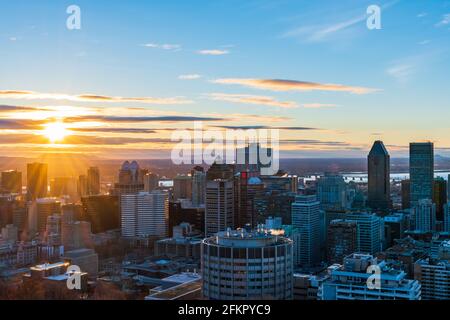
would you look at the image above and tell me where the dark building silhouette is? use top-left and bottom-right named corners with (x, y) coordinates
top-left (402, 180), bottom-right (411, 210)
top-left (410, 142), bottom-right (434, 206)
top-left (81, 195), bottom-right (120, 234)
top-left (27, 163), bottom-right (48, 200)
top-left (1, 170), bottom-right (22, 194)
top-left (327, 219), bottom-right (358, 264)
top-left (367, 141), bottom-right (391, 211)
top-left (234, 172), bottom-right (264, 229)
top-left (168, 200), bottom-right (205, 236)
top-left (87, 167), bottom-right (100, 195)
top-left (433, 177), bottom-right (447, 221)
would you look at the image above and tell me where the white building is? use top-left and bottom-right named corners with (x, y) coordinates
top-left (121, 191), bottom-right (169, 238)
top-left (414, 240), bottom-right (450, 300)
top-left (319, 253), bottom-right (421, 300)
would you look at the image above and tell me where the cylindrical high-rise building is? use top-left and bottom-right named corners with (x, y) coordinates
top-left (202, 229), bottom-right (293, 300)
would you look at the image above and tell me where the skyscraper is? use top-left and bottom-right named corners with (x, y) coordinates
top-left (205, 179), bottom-right (234, 237)
top-left (291, 195), bottom-right (321, 267)
top-left (114, 161), bottom-right (144, 196)
top-left (81, 195), bottom-right (120, 234)
top-left (173, 174), bottom-right (192, 201)
top-left (234, 172), bottom-right (264, 229)
top-left (121, 191), bottom-right (169, 238)
top-left (413, 199), bottom-right (436, 232)
top-left (401, 180), bottom-right (411, 210)
top-left (410, 142), bottom-right (434, 206)
top-left (191, 166), bottom-right (206, 207)
top-left (317, 173), bottom-right (347, 211)
top-left (144, 172), bottom-right (159, 192)
top-left (433, 177), bottom-right (447, 221)
top-left (367, 141), bottom-right (391, 211)
top-left (1, 170), bottom-right (22, 194)
top-left (27, 163), bottom-right (48, 200)
top-left (344, 212), bottom-right (384, 255)
top-left (327, 219), bottom-right (359, 264)
top-left (87, 167), bottom-right (100, 195)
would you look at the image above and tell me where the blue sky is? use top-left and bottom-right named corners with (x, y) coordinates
top-left (0, 0), bottom-right (450, 158)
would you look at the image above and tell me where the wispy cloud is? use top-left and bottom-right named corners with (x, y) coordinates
top-left (282, 14), bottom-right (367, 43)
top-left (63, 115), bottom-right (225, 123)
top-left (386, 64), bottom-right (416, 82)
top-left (0, 90), bottom-right (193, 105)
top-left (435, 13), bottom-right (450, 27)
top-left (207, 93), bottom-right (298, 108)
top-left (197, 49), bottom-right (229, 56)
top-left (142, 43), bottom-right (181, 51)
top-left (282, 1), bottom-right (398, 43)
top-left (212, 78), bottom-right (378, 94)
top-left (178, 74), bottom-right (202, 80)
top-left (302, 103), bottom-right (338, 109)
top-left (214, 125), bottom-right (319, 131)
top-left (418, 40), bottom-right (431, 45)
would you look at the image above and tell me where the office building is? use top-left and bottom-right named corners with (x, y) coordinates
top-left (401, 180), bottom-right (411, 210)
top-left (344, 212), bottom-right (384, 255)
top-left (27, 163), bottom-right (48, 200)
top-left (367, 141), bottom-right (391, 211)
top-left (144, 172), bottom-right (159, 192)
top-left (254, 190), bottom-right (296, 225)
top-left (444, 203), bottom-right (450, 232)
top-left (414, 240), bottom-right (450, 299)
top-left (319, 253), bottom-right (421, 300)
top-left (31, 198), bottom-right (61, 234)
top-left (202, 229), bottom-right (293, 300)
top-left (260, 174), bottom-right (298, 194)
top-left (413, 199), bottom-right (436, 232)
top-left (327, 219), bottom-right (358, 264)
top-left (191, 166), bottom-right (206, 206)
top-left (433, 177), bottom-right (447, 221)
top-left (234, 172), bottom-right (264, 229)
top-left (1, 170), bottom-right (22, 194)
top-left (410, 142), bottom-right (434, 206)
top-left (317, 173), bottom-right (347, 211)
top-left (114, 161), bottom-right (144, 196)
top-left (50, 177), bottom-right (77, 199)
top-left (81, 195), bottom-right (120, 233)
top-left (169, 199), bottom-right (205, 236)
top-left (173, 174), bottom-right (192, 201)
top-left (121, 191), bottom-right (169, 238)
top-left (205, 179), bottom-right (234, 237)
top-left (291, 195), bottom-right (321, 267)
top-left (87, 167), bottom-right (100, 195)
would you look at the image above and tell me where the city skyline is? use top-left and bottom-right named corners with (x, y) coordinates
top-left (1, 0), bottom-right (450, 159)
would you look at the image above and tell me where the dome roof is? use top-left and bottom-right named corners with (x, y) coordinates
top-left (248, 177), bottom-right (262, 185)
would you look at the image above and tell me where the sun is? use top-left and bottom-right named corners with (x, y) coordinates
top-left (43, 122), bottom-right (70, 143)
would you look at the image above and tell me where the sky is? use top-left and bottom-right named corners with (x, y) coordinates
top-left (0, 0), bottom-right (450, 159)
